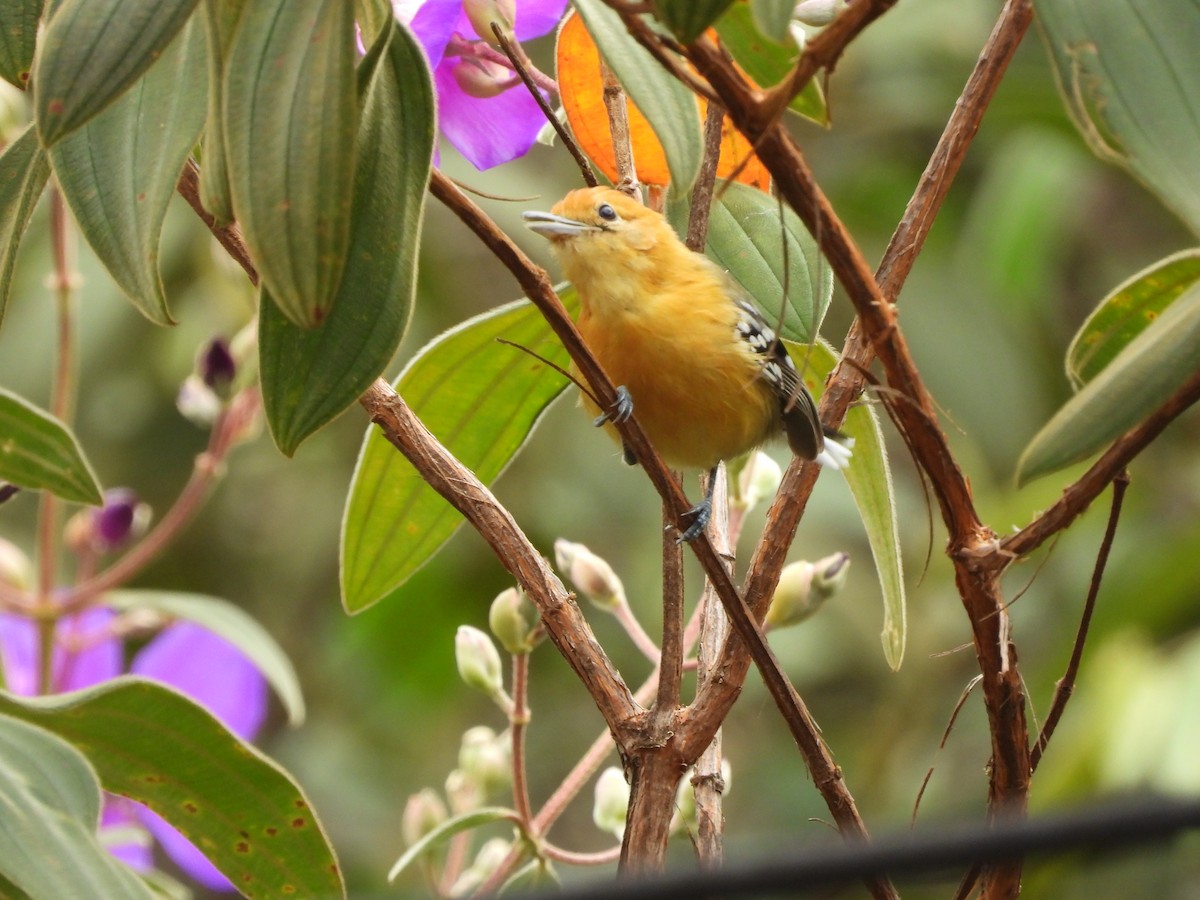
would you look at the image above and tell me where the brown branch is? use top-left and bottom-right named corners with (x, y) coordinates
top-left (599, 57), bottom-right (641, 197)
top-left (1001, 368), bottom-right (1200, 560)
top-left (429, 170), bottom-right (889, 887)
top-left (359, 379), bottom-right (641, 736)
top-left (685, 100), bottom-right (726, 253)
top-left (177, 160), bottom-right (257, 285)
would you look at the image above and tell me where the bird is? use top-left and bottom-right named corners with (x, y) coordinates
top-left (523, 186), bottom-right (851, 542)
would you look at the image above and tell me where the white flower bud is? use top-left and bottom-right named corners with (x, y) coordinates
top-left (455, 626), bottom-right (507, 705)
top-left (0, 538), bottom-right (32, 590)
top-left (794, 0), bottom-right (849, 27)
top-left (554, 539), bottom-right (625, 611)
top-left (766, 552), bottom-right (849, 629)
top-left (489, 586), bottom-right (540, 655)
top-left (447, 837), bottom-right (511, 897)
top-left (592, 767), bottom-right (630, 839)
top-left (735, 451), bottom-right (782, 509)
top-left (458, 726), bottom-right (511, 795)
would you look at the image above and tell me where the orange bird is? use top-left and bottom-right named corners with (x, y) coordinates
top-left (524, 187), bottom-right (850, 540)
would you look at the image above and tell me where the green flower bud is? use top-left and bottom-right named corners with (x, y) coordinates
top-left (401, 788), bottom-right (448, 848)
top-left (458, 726), bottom-right (511, 795)
top-left (592, 767), bottom-right (630, 839)
top-left (765, 552), bottom-right (850, 629)
top-left (455, 625), bottom-right (507, 705)
top-left (464, 0), bottom-right (516, 45)
top-left (489, 586), bottom-right (541, 655)
top-left (554, 539), bottom-right (625, 611)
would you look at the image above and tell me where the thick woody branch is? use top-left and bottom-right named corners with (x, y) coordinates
top-left (358, 380), bottom-right (641, 735)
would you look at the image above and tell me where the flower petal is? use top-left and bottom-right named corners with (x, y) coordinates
top-left (131, 622), bottom-right (267, 740)
top-left (0, 608), bottom-right (120, 695)
top-left (138, 804), bottom-right (234, 892)
top-left (101, 796), bottom-right (154, 872)
top-left (434, 64), bottom-right (546, 169)
top-left (404, 0), bottom-right (464, 66)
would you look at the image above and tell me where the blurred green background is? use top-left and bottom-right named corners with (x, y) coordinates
top-left (2, 0), bottom-right (1199, 896)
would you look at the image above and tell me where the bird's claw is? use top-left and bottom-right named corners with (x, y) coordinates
top-left (676, 498), bottom-right (712, 543)
top-left (594, 386), bottom-right (633, 427)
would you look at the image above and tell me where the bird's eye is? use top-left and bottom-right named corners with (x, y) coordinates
top-left (597, 203), bottom-right (618, 221)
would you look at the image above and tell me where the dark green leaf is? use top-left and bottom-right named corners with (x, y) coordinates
top-left (33, 0), bottom-right (200, 145)
top-left (1067, 250), bottom-right (1200, 388)
top-left (1018, 280), bottom-right (1200, 484)
top-left (0, 387), bottom-right (102, 504)
top-left (196, 0), bottom-right (247, 227)
top-left (0, 678), bottom-right (345, 898)
top-left (0, 125), bottom-right (50, 327)
top-left (715, 3), bottom-right (826, 124)
top-left (0, 0), bottom-right (43, 89)
top-left (651, 0), bottom-right (735, 43)
top-left (103, 590), bottom-right (306, 726)
top-left (260, 19), bottom-right (434, 454)
top-left (387, 808), bottom-right (519, 883)
top-left (224, 0), bottom-right (359, 327)
top-left (696, 181), bottom-right (833, 344)
top-left (750, 0), bottom-right (794, 42)
top-left (49, 18), bottom-right (206, 325)
top-left (0, 713), bottom-right (154, 898)
top-left (571, 0), bottom-right (702, 190)
top-left (341, 292), bottom-right (578, 614)
top-left (1038, 0), bottom-right (1200, 236)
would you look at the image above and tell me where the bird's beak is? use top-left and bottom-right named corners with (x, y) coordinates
top-left (522, 210), bottom-right (597, 238)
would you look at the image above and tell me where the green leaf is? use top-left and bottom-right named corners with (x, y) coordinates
top-left (0, 125), bottom-right (51, 327)
top-left (33, 0), bottom-right (201, 145)
top-left (387, 807), bottom-right (518, 882)
top-left (49, 18), bottom-right (206, 325)
top-left (789, 340), bottom-right (906, 669)
top-left (0, 678), bottom-right (345, 898)
top-left (224, 0), bottom-right (359, 327)
top-left (716, 3), bottom-right (826, 124)
top-left (196, 0), bottom-right (247, 228)
top-left (1067, 249), bottom-right (1200, 388)
top-left (1038, 0), bottom-right (1200, 237)
top-left (651, 0), bottom-right (735, 43)
top-left (571, 0), bottom-right (702, 191)
top-left (0, 713), bottom-right (154, 898)
top-left (103, 590), bottom-right (306, 726)
top-left (1017, 279), bottom-right (1200, 485)
top-left (0, 0), bottom-right (43, 89)
top-left (260, 19), bottom-right (434, 454)
top-left (341, 292), bottom-right (577, 614)
top-left (750, 0), bottom-right (794, 42)
top-left (0, 387), bottom-right (102, 504)
top-left (693, 181), bottom-right (833, 344)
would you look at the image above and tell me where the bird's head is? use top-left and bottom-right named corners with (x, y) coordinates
top-left (523, 188), bottom-right (674, 266)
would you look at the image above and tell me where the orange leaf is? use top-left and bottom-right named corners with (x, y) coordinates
top-left (556, 12), bottom-right (769, 192)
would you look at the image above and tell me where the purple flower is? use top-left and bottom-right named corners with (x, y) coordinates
top-left (0, 612), bottom-right (267, 892)
top-left (93, 489), bottom-right (141, 550)
top-left (398, 0), bottom-right (568, 169)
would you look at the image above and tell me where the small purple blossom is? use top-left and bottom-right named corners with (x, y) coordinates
top-left (398, 0), bottom-right (568, 169)
top-left (0, 611), bottom-right (267, 891)
top-left (93, 489), bottom-right (140, 550)
top-left (198, 337), bottom-right (237, 397)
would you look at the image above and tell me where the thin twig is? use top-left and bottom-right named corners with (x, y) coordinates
top-left (599, 57), bottom-right (641, 197)
top-left (492, 24), bottom-right (598, 188)
top-left (1031, 472), bottom-right (1129, 769)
